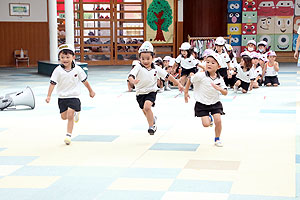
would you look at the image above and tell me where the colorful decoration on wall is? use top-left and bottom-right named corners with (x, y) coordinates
top-left (295, 0), bottom-right (300, 15)
top-left (228, 1), bottom-right (243, 12)
top-left (242, 23), bottom-right (258, 34)
top-left (242, 11), bottom-right (258, 23)
top-left (294, 16), bottom-right (300, 32)
top-left (242, 34), bottom-right (257, 46)
top-left (228, 23), bottom-right (242, 35)
top-left (146, 0), bottom-right (174, 43)
top-left (243, 0), bottom-right (258, 11)
top-left (275, 34), bottom-right (293, 51)
top-left (257, 0), bottom-right (276, 16)
top-left (257, 34), bottom-right (275, 50)
top-left (275, 0), bottom-right (294, 16)
top-left (257, 16), bottom-right (275, 34)
top-left (231, 35), bottom-right (242, 46)
top-left (274, 16), bottom-right (293, 34)
top-left (228, 12), bottom-right (242, 23)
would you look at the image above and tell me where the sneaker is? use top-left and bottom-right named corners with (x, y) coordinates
top-left (74, 112), bottom-right (80, 123)
top-left (164, 86), bottom-right (171, 91)
top-left (153, 116), bottom-right (157, 125)
top-left (233, 86), bottom-right (238, 93)
top-left (148, 125), bottom-right (157, 135)
top-left (215, 140), bottom-right (223, 147)
top-left (208, 114), bottom-right (213, 127)
top-left (158, 88), bottom-right (164, 93)
top-left (64, 134), bottom-right (72, 145)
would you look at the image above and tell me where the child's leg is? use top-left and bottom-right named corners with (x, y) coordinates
top-left (234, 80), bottom-right (241, 87)
top-left (66, 108), bottom-right (75, 134)
top-left (253, 81), bottom-right (259, 88)
top-left (242, 89), bottom-right (247, 93)
top-left (180, 75), bottom-right (187, 86)
top-left (201, 116), bottom-right (211, 127)
top-left (273, 84), bottom-right (278, 87)
top-left (143, 100), bottom-right (154, 127)
top-left (212, 113), bottom-right (222, 139)
top-left (61, 111), bottom-right (67, 120)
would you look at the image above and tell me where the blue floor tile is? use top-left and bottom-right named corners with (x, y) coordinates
top-left (11, 166), bottom-right (73, 176)
top-left (10, 74), bottom-right (33, 77)
top-left (169, 179), bottom-right (232, 193)
top-left (121, 168), bottom-right (181, 179)
top-left (0, 128), bottom-right (7, 132)
top-left (67, 166), bottom-right (125, 177)
top-left (296, 154), bottom-right (300, 164)
top-left (0, 156), bottom-right (38, 165)
top-left (0, 188), bottom-right (41, 200)
top-left (72, 135), bottom-right (119, 142)
top-left (150, 143), bottom-right (200, 151)
top-left (95, 190), bottom-right (164, 200)
top-left (278, 72), bottom-right (297, 74)
top-left (260, 109), bottom-right (296, 114)
top-left (228, 194), bottom-right (295, 200)
top-left (0, 148), bottom-right (6, 152)
top-left (82, 106), bottom-right (96, 111)
top-left (31, 177), bottom-right (115, 200)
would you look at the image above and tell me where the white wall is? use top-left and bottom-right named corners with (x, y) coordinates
top-left (178, 0), bottom-right (183, 22)
top-left (0, 0), bottom-right (47, 22)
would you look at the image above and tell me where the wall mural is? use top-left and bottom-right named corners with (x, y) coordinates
top-left (228, 0), bottom-right (297, 55)
top-left (146, 0), bottom-right (174, 43)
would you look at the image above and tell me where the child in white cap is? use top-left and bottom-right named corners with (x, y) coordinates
top-left (251, 52), bottom-right (263, 88)
top-left (263, 51), bottom-right (280, 86)
top-left (45, 44), bottom-right (96, 145)
top-left (184, 52), bottom-right (228, 147)
top-left (214, 37), bottom-right (231, 79)
top-left (173, 42), bottom-right (204, 86)
top-left (128, 41), bottom-right (184, 135)
top-left (246, 40), bottom-right (256, 53)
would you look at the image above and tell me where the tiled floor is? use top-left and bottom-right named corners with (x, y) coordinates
top-left (0, 64), bottom-right (299, 200)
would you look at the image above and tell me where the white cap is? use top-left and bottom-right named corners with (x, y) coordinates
top-left (58, 44), bottom-right (75, 54)
top-left (225, 44), bottom-right (233, 51)
top-left (267, 51), bottom-right (277, 57)
top-left (154, 57), bottom-right (163, 62)
top-left (250, 52), bottom-right (260, 59)
top-left (215, 37), bottom-right (226, 46)
top-left (247, 40), bottom-right (256, 46)
top-left (202, 49), bottom-right (214, 58)
top-left (257, 41), bottom-right (268, 47)
top-left (207, 52), bottom-right (222, 66)
top-left (259, 54), bottom-right (268, 62)
top-left (179, 42), bottom-right (191, 50)
top-left (163, 56), bottom-right (172, 61)
top-left (193, 47), bottom-right (199, 53)
top-left (240, 51), bottom-right (251, 57)
top-left (138, 41), bottom-right (154, 53)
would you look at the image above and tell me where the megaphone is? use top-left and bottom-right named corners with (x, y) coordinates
top-left (0, 86), bottom-right (35, 110)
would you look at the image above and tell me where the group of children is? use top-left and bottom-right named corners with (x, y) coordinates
top-left (47, 38), bottom-right (280, 147)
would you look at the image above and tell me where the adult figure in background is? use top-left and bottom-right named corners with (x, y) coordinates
top-left (294, 27), bottom-right (300, 59)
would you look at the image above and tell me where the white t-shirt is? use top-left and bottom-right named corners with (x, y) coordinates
top-left (216, 50), bottom-right (230, 69)
top-left (265, 62), bottom-right (278, 76)
top-left (50, 64), bottom-right (87, 98)
top-left (236, 64), bottom-right (256, 83)
top-left (175, 55), bottom-right (199, 69)
top-left (253, 66), bottom-right (262, 78)
top-left (191, 71), bottom-right (227, 105)
top-left (128, 63), bottom-right (168, 95)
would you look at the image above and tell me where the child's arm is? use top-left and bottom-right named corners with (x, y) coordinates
top-left (167, 74), bottom-right (184, 92)
top-left (184, 78), bottom-right (191, 103)
top-left (249, 80), bottom-right (254, 91)
top-left (45, 84), bottom-right (55, 103)
top-left (128, 75), bottom-right (140, 85)
top-left (211, 83), bottom-right (228, 96)
top-left (83, 80), bottom-right (95, 98)
top-left (197, 63), bottom-right (205, 71)
top-left (274, 62), bottom-right (279, 72)
top-left (172, 62), bottom-right (178, 73)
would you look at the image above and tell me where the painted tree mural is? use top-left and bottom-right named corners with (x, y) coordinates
top-left (147, 0), bottom-right (173, 42)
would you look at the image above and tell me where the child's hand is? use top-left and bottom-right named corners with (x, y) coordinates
top-left (45, 96), bottom-right (51, 103)
top-left (90, 91), bottom-right (96, 98)
top-left (133, 79), bottom-right (140, 85)
top-left (184, 92), bottom-right (190, 103)
top-left (178, 83), bottom-right (184, 92)
top-left (211, 83), bottom-right (221, 91)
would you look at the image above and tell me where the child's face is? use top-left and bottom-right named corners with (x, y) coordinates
top-left (268, 56), bottom-right (276, 62)
top-left (206, 57), bottom-right (220, 73)
top-left (163, 60), bottom-right (169, 67)
top-left (139, 52), bottom-right (153, 67)
top-left (59, 53), bottom-right (75, 67)
top-left (259, 59), bottom-right (265, 66)
top-left (240, 58), bottom-right (245, 66)
top-left (247, 44), bottom-right (256, 51)
top-left (252, 58), bottom-right (259, 65)
top-left (216, 45), bottom-right (223, 52)
top-left (181, 50), bottom-right (188, 57)
top-left (258, 45), bottom-right (266, 52)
